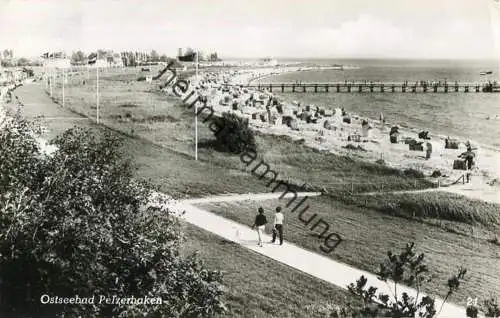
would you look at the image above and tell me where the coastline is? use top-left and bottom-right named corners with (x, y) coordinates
top-left (187, 66), bottom-right (500, 203)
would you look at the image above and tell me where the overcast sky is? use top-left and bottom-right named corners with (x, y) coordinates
top-left (1, 0), bottom-right (500, 59)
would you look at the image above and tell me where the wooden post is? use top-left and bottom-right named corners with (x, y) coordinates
top-left (347, 85), bottom-right (351, 92)
top-left (281, 84), bottom-right (284, 92)
top-left (391, 85), bottom-right (395, 92)
top-left (380, 84), bottom-right (384, 92)
top-left (269, 84), bottom-right (272, 92)
top-left (325, 85), bottom-right (329, 92)
top-left (314, 84), bottom-right (318, 93)
top-left (302, 85), bottom-right (306, 92)
top-left (358, 85), bottom-right (362, 92)
top-left (292, 85), bottom-right (295, 92)
top-left (337, 84), bottom-right (340, 92)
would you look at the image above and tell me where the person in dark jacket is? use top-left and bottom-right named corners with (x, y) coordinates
top-left (458, 145), bottom-right (476, 183)
top-left (252, 207), bottom-right (268, 247)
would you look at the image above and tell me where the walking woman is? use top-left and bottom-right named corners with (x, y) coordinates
top-left (252, 207), bottom-right (268, 247)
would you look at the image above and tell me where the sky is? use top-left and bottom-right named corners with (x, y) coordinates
top-left (1, 0), bottom-right (500, 59)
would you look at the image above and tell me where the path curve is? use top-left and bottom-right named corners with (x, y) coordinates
top-left (180, 191), bottom-right (321, 204)
top-left (354, 183), bottom-right (500, 205)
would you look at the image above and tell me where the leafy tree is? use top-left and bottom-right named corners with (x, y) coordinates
top-left (2, 49), bottom-right (13, 59)
top-left (151, 50), bottom-right (160, 62)
top-left (346, 242), bottom-right (467, 317)
top-left (127, 52), bottom-right (137, 67)
top-left (159, 54), bottom-right (169, 62)
top-left (71, 50), bottom-right (86, 64)
top-left (0, 60), bottom-right (14, 67)
top-left (97, 49), bottom-right (107, 58)
top-left (0, 114), bottom-right (226, 317)
top-left (210, 112), bottom-right (256, 154)
top-left (16, 57), bottom-right (30, 66)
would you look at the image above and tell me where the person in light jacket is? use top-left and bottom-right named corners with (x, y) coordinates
top-left (271, 207), bottom-right (284, 245)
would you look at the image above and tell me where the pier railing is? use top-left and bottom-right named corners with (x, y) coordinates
top-left (227, 82), bottom-right (500, 93)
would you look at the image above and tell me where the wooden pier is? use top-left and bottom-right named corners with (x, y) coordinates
top-left (231, 82), bottom-right (500, 93)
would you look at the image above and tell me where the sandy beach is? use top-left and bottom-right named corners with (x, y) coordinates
top-left (173, 66), bottom-right (500, 204)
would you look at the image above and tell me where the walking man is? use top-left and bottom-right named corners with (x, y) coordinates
top-left (252, 207), bottom-right (268, 247)
top-left (458, 143), bottom-right (476, 183)
top-left (271, 207), bottom-right (284, 245)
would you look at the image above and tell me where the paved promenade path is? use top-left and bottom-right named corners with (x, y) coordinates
top-left (167, 194), bottom-right (471, 318)
top-left (11, 83), bottom-right (472, 318)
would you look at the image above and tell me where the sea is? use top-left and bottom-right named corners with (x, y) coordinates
top-left (258, 59), bottom-right (500, 149)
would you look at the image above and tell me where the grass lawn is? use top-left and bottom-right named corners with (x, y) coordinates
top-left (182, 223), bottom-right (359, 318)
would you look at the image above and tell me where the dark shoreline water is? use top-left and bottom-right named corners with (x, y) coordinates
top-left (257, 59), bottom-right (500, 149)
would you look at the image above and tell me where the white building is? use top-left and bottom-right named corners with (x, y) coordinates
top-left (43, 58), bottom-right (71, 69)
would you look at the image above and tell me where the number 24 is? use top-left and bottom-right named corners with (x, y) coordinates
top-left (467, 297), bottom-right (478, 306)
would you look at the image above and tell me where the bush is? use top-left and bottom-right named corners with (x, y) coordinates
top-left (431, 170), bottom-right (442, 178)
top-left (347, 242), bottom-right (467, 318)
top-left (0, 118), bottom-right (226, 317)
top-left (484, 298), bottom-right (500, 317)
top-left (403, 168), bottom-right (425, 178)
top-left (210, 112), bottom-right (256, 154)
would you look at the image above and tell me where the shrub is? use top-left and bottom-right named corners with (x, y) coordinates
top-left (210, 112), bottom-right (256, 154)
top-left (484, 298), bottom-right (500, 317)
top-left (347, 242), bottom-right (467, 318)
top-left (0, 118), bottom-right (226, 317)
top-left (403, 168), bottom-right (425, 178)
top-left (431, 170), bottom-right (442, 178)
top-left (466, 305), bottom-right (479, 317)
top-left (343, 144), bottom-right (367, 151)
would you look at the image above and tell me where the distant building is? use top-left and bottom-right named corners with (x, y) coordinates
top-left (43, 58), bottom-right (71, 69)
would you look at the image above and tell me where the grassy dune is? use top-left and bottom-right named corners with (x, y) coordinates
top-left (345, 192), bottom-right (500, 227)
